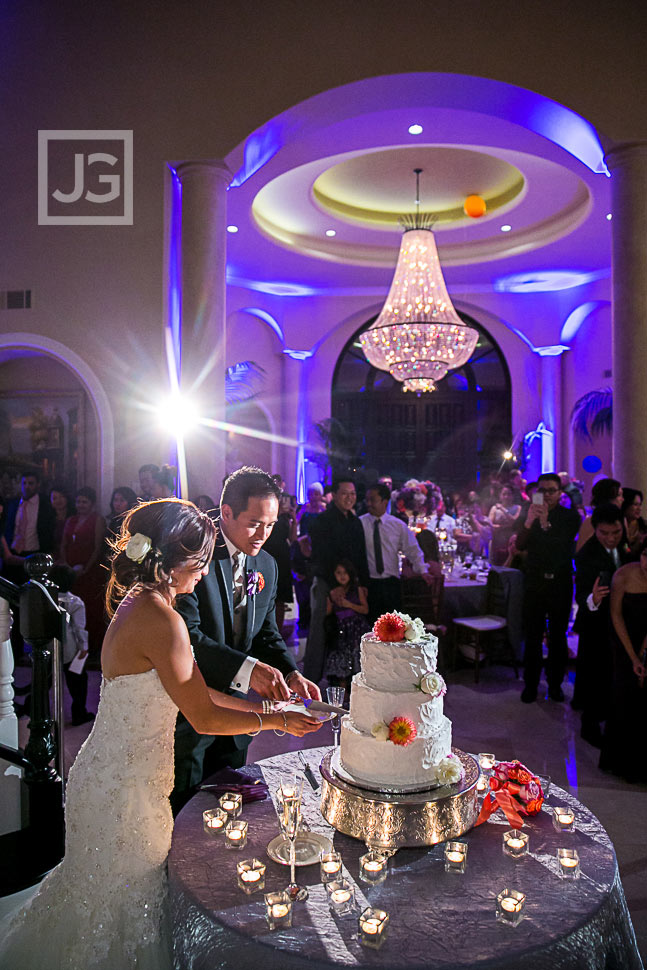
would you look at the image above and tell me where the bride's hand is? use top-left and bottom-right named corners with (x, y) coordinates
top-left (283, 711), bottom-right (325, 737)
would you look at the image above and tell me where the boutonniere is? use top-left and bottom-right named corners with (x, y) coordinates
top-left (247, 571), bottom-right (265, 597)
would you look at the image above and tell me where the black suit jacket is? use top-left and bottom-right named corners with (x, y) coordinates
top-left (175, 539), bottom-right (297, 752)
top-left (4, 494), bottom-right (56, 554)
top-left (573, 536), bottom-right (622, 635)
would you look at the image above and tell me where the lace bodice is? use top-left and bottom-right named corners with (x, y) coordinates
top-left (1, 668), bottom-right (178, 970)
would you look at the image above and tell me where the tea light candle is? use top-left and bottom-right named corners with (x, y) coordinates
top-left (553, 807), bottom-right (575, 833)
top-left (476, 774), bottom-right (488, 793)
top-left (503, 829), bottom-right (529, 858)
top-left (224, 819), bottom-right (248, 850)
top-left (478, 752), bottom-right (495, 771)
top-left (444, 841), bottom-right (468, 873)
top-left (237, 858), bottom-right (266, 893)
top-left (359, 850), bottom-right (388, 884)
top-left (219, 792), bottom-right (242, 818)
top-left (320, 850), bottom-right (342, 884)
top-left (203, 807), bottom-right (228, 836)
top-left (265, 891), bottom-right (293, 930)
top-left (327, 878), bottom-right (355, 917)
top-left (557, 848), bottom-right (580, 879)
top-left (496, 888), bottom-right (526, 926)
top-left (358, 907), bottom-right (389, 949)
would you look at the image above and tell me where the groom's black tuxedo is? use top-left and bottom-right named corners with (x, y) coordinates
top-left (173, 536), bottom-right (298, 803)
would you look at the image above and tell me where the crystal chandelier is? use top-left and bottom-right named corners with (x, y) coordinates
top-left (360, 169), bottom-right (479, 393)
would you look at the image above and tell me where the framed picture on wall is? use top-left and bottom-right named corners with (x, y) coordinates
top-left (0, 390), bottom-right (85, 498)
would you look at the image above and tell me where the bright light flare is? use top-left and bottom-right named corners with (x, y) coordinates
top-left (155, 394), bottom-right (200, 438)
top-left (502, 450), bottom-right (514, 461)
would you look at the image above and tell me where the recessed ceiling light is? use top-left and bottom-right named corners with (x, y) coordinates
top-left (227, 225), bottom-right (239, 233)
top-left (606, 213), bottom-right (612, 220)
top-left (408, 124), bottom-right (423, 135)
top-left (325, 229), bottom-right (336, 237)
top-left (500, 224), bottom-right (512, 232)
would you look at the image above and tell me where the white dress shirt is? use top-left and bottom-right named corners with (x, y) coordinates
top-left (221, 531), bottom-right (257, 693)
top-left (426, 513), bottom-right (456, 536)
top-left (360, 512), bottom-right (427, 579)
top-left (12, 494), bottom-right (40, 552)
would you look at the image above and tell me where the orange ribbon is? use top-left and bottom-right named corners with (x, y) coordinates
top-left (475, 789), bottom-right (525, 828)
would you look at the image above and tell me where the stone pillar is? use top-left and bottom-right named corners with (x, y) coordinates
top-left (176, 160), bottom-right (231, 497)
top-left (281, 351), bottom-right (310, 499)
top-left (535, 347), bottom-right (567, 472)
top-left (604, 142), bottom-right (647, 493)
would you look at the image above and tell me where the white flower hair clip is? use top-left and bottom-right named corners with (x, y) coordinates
top-left (125, 533), bottom-right (154, 564)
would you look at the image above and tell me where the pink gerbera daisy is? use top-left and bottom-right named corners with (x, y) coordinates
top-left (388, 716), bottom-right (417, 746)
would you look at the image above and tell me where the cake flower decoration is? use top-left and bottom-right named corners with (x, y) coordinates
top-left (371, 722), bottom-right (390, 742)
top-left (432, 755), bottom-right (464, 786)
top-left (373, 612), bottom-right (407, 642)
top-left (388, 715), bottom-right (417, 746)
top-left (415, 672), bottom-right (446, 698)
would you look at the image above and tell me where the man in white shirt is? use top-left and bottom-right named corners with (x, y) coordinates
top-left (360, 484), bottom-right (430, 623)
top-left (426, 498), bottom-right (456, 537)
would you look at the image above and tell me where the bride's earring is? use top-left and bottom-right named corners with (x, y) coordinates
top-left (169, 571), bottom-right (178, 587)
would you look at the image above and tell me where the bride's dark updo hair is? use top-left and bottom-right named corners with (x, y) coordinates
top-left (105, 498), bottom-right (216, 615)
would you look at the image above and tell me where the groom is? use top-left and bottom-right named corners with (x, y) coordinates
top-left (172, 466), bottom-right (320, 812)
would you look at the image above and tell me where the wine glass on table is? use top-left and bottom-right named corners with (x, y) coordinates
top-left (279, 791), bottom-right (308, 901)
top-left (326, 686), bottom-right (345, 747)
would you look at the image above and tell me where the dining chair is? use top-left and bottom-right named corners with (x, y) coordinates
top-left (401, 574), bottom-right (447, 667)
top-left (451, 568), bottom-right (520, 683)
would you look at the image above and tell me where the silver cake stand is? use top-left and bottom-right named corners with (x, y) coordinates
top-left (320, 748), bottom-right (479, 848)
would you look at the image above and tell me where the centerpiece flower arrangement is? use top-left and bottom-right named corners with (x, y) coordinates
top-left (477, 759), bottom-right (544, 828)
top-left (394, 479), bottom-right (443, 520)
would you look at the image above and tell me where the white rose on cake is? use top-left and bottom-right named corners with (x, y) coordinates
top-left (393, 611), bottom-right (426, 641)
top-left (371, 722), bottom-right (390, 742)
top-left (433, 756), bottom-right (464, 786)
top-left (417, 672), bottom-right (446, 697)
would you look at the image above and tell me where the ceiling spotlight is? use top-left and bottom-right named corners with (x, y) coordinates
top-left (408, 124), bottom-right (423, 135)
top-left (502, 450), bottom-right (514, 461)
top-left (325, 229), bottom-right (336, 237)
top-left (606, 213), bottom-right (612, 221)
top-left (500, 224), bottom-right (512, 232)
top-left (227, 225), bottom-right (239, 233)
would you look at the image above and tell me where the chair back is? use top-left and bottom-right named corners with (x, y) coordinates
top-left (485, 567), bottom-right (509, 617)
top-left (401, 574), bottom-right (444, 627)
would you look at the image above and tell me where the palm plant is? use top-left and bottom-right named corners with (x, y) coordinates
top-left (570, 387), bottom-right (612, 440)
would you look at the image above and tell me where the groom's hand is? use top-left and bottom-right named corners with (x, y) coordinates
top-left (249, 661), bottom-right (291, 701)
top-left (286, 671), bottom-right (322, 702)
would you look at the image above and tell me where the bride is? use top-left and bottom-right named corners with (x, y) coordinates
top-left (0, 498), bottom-right (322, 969)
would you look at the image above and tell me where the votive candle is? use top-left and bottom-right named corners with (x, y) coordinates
top-left (265, 891), bottom-right (293, 930)
top-left (358, 907), bottom-right (389, 949)
top-left (203, 807), bottom-right (228, 836)
top-left (553, 807), bottom-right (575, 833)
top-left (320, 849), bottom-right (342, 883)
top-left (557, 848), bottom-right (580, 879)
top-left (444, 841), bottom-right (468, 873)
top-left (225, 819), bottom-right (248, 850)
top-left (496, 888), bottom-right (526, 926)
top-left (478, 752), bottom-right (496, 771)
top-left (219, 791), bottom-right (242, 818)
top-left (476, 774), bottom-right (488, 793)
top-left (359, 849), bottom-right (388, 884)
top-left (327, 878), bottom-right (355, 917)
top-left (503, 829), bottom-right (529, 858)
top-left (237, 858), bottom-right (266, 893)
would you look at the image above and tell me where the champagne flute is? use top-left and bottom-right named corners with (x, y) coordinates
top-left (280, 793), bottom-right (308, 901)
top-left (326, 686), bottom-right (345, 747)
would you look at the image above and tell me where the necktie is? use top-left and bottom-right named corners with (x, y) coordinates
top-left (232, 551), bottom-right (245, 608)
top-left (373, 518), bottom-right (384, 575)
top-left (611, 547), bottom-right (620, 569)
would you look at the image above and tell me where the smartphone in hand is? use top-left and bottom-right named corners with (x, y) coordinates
top-left (598, 570), bottom-right (611, 588)
top-left (532, 492), bottom-right (544, 506)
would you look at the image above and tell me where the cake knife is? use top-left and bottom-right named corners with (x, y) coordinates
top-left (298, 751), bottom-right (320, 790)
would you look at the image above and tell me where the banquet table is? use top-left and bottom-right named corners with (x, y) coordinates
top-left (442, 566), bottom-right (524, 660)
top-left (169, 746), bottom-right (642, 970)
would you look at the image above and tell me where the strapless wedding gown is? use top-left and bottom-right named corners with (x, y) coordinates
top-left (0, 668), bottom-right (177, 969)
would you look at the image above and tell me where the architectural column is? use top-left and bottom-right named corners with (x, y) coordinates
top-left (604, 142), bottom-right (647, 493)
top-left (176, 160), bottom-right (231, 496)
top-left (281, 350), bottom-right (312, 501)
top-left (535, 346), bottom-right (568, 472)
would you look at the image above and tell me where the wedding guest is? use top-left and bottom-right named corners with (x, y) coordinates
top-left (138, 462), bottom-right (160, 501)
top-left (151, 464), bottom-right (177, 499)
top-left (515, 473), bottom-right (581, 704)
top-left (427, 497), bottom-right (456, 536)
top-left (576, 478), bottom-right (623, 551)
top-left (488, 485), bottom-right (521, 565)
top-left (297, 482), bottom-right (326, 535)
top-left (304, 478), bottom-right (369, 683)
top-left (174, 467), bottom-right (321, 812)
top-left (572, 505), bottom-right (626, 746)
top-left (559, 471), bottom-right (584, 511)
top-left (324, 559), bottom-right (370, 687)
top-left (191, 493), bottom-right (217, 513)
top-left (106, 486), bottom-right (138, 539)
top-left (50, 563), bottom-right (95, 725)
top-left (49, 483), bottom-right (75, 559)
top-left (262, 492), bottom-right (297, 632)
top-left (360, 483), bottom-right (429, 622)
top-left (621, 488), bottom-right (647, 558)
top-left (61, 486), bottom-right (107, 655)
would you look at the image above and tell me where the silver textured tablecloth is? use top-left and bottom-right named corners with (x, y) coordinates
top-left (169, 747), bottom-right (642, 970)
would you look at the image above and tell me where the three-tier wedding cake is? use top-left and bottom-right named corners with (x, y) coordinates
top-left (339, 612), bottom-right (463, 790)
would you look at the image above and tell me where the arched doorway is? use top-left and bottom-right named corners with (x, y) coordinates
top-left (225, 401), bottom-right (273, 476)
top-left (331, 311), bottom-right (511, 489)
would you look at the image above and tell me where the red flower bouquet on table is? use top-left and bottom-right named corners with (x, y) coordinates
top-left (476, 759), bottom-right (544, 828)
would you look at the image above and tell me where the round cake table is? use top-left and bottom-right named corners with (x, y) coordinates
top-left (169, 746), bottom-right (643, 970)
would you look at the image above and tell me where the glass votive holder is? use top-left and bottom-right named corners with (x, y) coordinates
top-left (444, 841), bottom-right (468, 873)
top-left (503, 829), bottom-right (529, 859)
top-left (358, 907), bottom-right (389, 949)
top-left (476, 773), bottom-right (488, 794)
top-left (496, 888), bottom-right (526, 926)
top-left (203, 807), bottom-right (228, 836)
top-left (327, 878), bottom-right (356, 917)
top-left (265, 891), bottom-right (293, 930)
top-left (359, 849), bottom-right (388, 884)
top-left (224, 819), bottom-right (248, 849)
top-left (553, 806), bottom-right (575, 833)
top-left (478, 752), bottom-right (496, 771)
top-left (237, 857), bottom-right (266, 893)
top-left (320, 849), bottom-right (343, 883)
top-left (557, 847), bottom-right (580, 879)
top-left (219, 791), bottom-right (242, 818)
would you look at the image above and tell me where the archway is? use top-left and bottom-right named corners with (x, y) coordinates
top-left (331, 311), bottom-right (511, 489)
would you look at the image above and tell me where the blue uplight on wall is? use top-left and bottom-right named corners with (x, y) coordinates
top-left (494, 269), bottom-right (608, 293)
top-left (582, 455), bottom-right (602, 474)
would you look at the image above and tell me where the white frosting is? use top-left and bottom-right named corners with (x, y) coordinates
top-left (359, 632), bottom-right (438, 691)
top-left (340, 716), bottom-right (452, 787)
top-left (349, 673), bottom-right (445, 737)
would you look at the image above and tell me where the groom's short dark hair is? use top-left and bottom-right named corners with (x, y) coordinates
top-left (221, 466), bottom-right (281, 518)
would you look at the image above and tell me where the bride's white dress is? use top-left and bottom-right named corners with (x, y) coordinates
top-left (0, 668), bottom-right (177, 969)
